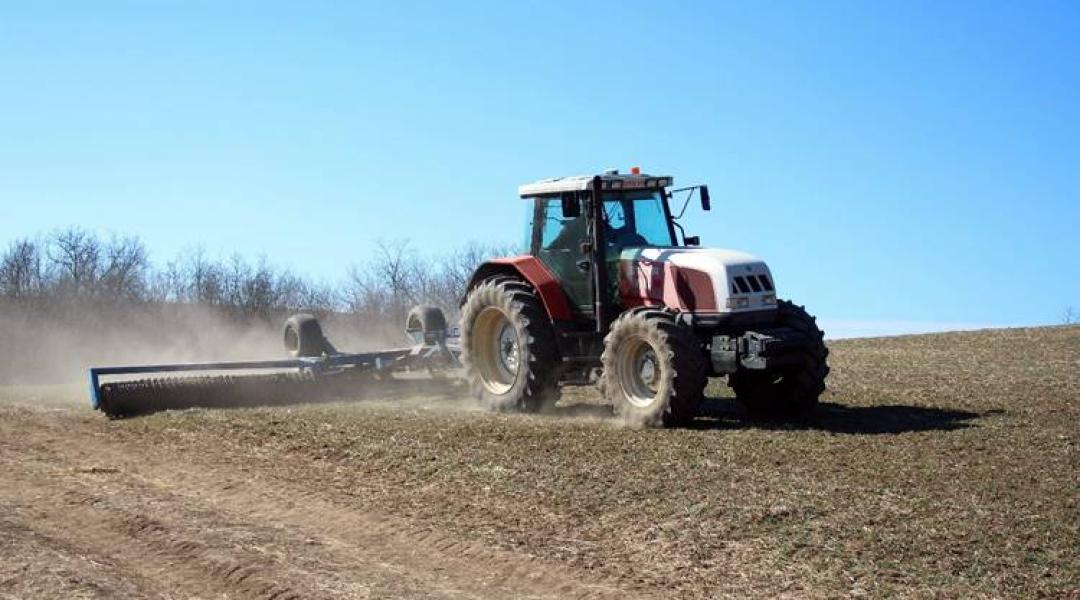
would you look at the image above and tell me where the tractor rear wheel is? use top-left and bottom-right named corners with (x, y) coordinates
top-left (600, 308), bottom-right (707, 427)
top-left (728, 300), bottom-right (829, 418)
top-left (461, 277), bottom-right (560, 412)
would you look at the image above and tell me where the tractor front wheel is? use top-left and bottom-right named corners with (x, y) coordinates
top-left (728, 300), bottom-right (829, 418)
top-left (461, 277), bottom-right (560, 412)
top-left (600, 308), bottom-right (707, 427)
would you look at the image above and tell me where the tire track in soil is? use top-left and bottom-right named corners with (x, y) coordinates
top-left (83, 439), bottom-right (631, 599)
top-left (0, 411), bottom-right (639, 600)
top-left (1, 466), bottom-right (334, 600)
top-left (0, 516), bottom-right (153, 599)
top-left (1, 432), bottom-right (478, 599)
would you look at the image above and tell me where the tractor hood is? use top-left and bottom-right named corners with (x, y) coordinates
top-left (617, 247), bottom-right (778, 314)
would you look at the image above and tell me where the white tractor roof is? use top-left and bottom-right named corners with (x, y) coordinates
top-left (518, 170), bottom-right (673, 197)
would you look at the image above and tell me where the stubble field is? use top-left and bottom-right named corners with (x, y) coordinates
top-left (1, 326), bottom-right (1077, 599)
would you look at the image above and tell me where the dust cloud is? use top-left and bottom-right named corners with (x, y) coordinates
top-left (0, 301), bottom-right (396, 387)
top-left (0, 300), bottom-right (617, 423)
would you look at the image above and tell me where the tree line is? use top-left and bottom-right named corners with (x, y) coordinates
top-left (0, 227), bottom-right (516, 326)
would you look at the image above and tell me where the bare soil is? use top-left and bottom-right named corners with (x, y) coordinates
top-left (1, 326), bottom-right (1077, 599)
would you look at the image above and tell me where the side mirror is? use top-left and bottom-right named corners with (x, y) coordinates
top-left (684, 235), bottom-right (701, 246)
top-left (561, 192), bottom-right (581, 218)
top-left (700, 186), bottom-right (711, 211)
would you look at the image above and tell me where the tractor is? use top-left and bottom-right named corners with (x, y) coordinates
top-left (88, 169), bottom-right (828, 428)
top-left (459, 169), bottom-right (829, 426)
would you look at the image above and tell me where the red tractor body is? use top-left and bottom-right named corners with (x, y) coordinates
top-left (461, 170), bottom-right (829, 426)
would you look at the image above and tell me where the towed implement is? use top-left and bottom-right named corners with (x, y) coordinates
top-left (90, 169), bottom-right (829, 427)
top-left (90, 308), bottom-right (459, 418)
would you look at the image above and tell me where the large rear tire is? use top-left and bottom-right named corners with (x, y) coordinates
top-left (728, 300), bottom-right (829, 418)
top-left (600, 308), bottom-right (707, 427)
top-left (461, 277), bottom-right (560, 412)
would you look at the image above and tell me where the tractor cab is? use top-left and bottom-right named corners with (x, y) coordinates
top-left (519, 169), bottom-right (716, 318)
top-left (521, 169), bottom-right (684, 250)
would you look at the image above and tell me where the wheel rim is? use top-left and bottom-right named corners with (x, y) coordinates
top-left (616, 336), bottom-right (662, 408)
top-left (284, 326), bottom-right (299, 353)
top-left (471, 307), bottom-right (521, 395)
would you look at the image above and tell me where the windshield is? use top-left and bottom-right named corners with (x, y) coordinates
top-left (602, 191), bottom-right (675, 248)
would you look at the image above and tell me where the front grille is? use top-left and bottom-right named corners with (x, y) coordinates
top-left (732, 274), bottom-right (774, 294)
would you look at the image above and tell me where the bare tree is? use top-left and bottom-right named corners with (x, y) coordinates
top-left (183, 248), bottom-right (225, 306)
top-left (342, 263), bottom-right (393, 318)
top-left (4, 227), bottom-right (519, 334)
top-left (48, 228), bottom-right (102, 298)
top-left (337, 238), bottom-right (519, 338)
top-left (372, 239), bottom-right (418, 304)
top-left (300, 282), bottom-right (337, 314)
top-left (435, 241), bottom-right (519, 304)
top-left (147, 259), bottom-right (186, 303)
top-left (339, 239), bottom-right (425, 327)
top-left (99, 235), bottom-right (150, 301)
top-left (1063, 306), bottom-right (1077, 325)
top-left (220, 253), bottom-right (249, 310)
top-left (274, 271), bottom-right (307, 312)
top-left (242, 257), bottom-right (277, 316)
top-left (0, 238), bottom-right (43, 299)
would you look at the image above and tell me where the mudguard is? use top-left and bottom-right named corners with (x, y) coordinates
top-left (466, 256), bottom-right (573, 322)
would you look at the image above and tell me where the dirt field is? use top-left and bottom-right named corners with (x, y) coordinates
top-left (1, 327), bottom-right (1077, 599)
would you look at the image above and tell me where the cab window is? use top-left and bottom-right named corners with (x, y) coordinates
top-left (541, 198), bottom-right (586, 250)
top-left (535, 197), bottom-right (591, 310)
top-left (602, 191), bottom-right (674, 249)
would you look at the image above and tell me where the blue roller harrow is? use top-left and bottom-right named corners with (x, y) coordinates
top-left (88, 307), bottom-right (460, 418)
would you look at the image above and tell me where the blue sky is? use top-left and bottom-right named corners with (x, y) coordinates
top-left (1, 1), bottom-right (1077, 337)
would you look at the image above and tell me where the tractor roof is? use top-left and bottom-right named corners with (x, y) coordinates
top-left (518, 170), bottom-right (673, 197)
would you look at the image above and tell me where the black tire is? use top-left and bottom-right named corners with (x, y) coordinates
top-left (460, 277), bottom-right (560, 412)
top-left (600, 308), bottom-right (707, 427)
top-left (283, 313), bottom-right (328, 358)
top-left (405, 305), bottom-right (448, 334)
top-left (405, 305), bottom-right (448, 343)
top-left (728, 300), bottom-right (829, 418)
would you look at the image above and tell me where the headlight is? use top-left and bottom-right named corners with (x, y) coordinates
top-left (726, 297), bottom-right (751, 309)
top-left (762, 294), bottom-right (776, 305)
